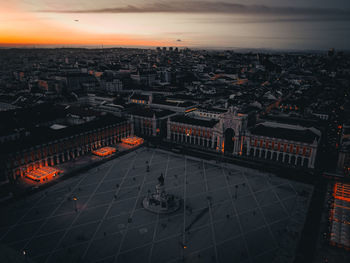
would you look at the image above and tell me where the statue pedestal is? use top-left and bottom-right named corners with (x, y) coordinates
top-left (143, 183), bottom-right (181, 214)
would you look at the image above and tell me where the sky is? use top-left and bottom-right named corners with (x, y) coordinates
top-left (1, 0), bottom-right (350, 50)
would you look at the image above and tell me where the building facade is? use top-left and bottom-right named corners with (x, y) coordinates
top-left (167, 108), bottom-right (248, 155)
top-left (244, 122), bottom-right (320, 168)
top-left (0, 116), bottom-right (132, 183)
top-left (129, 108), bottom-right (176, 138)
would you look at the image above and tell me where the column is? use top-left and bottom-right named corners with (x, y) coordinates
top-left (234, 137), bottom-right (239, 154)
top-left (140, 117), bottom-right (144, 134)
top-left (152, 115), bottom-right (157, 136)
top-left (167, 120), bottom-right (171, 140)
top-left (310, 148), bottom-right (317, 168)
top-left (246, 138), bottom-right (250, 156)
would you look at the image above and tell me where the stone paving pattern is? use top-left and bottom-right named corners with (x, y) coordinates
top-left (0, 147), bottom-right (313, 263)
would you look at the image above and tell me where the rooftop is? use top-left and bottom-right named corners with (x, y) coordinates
top-left (171, 115), bottom-right (219, 128)
top-left (152, 98), bottom-right (196, 108)
top-left (0, 115), bottom-right (127, 155)
top-left (130, 107), bottom-right (175, 119)
top-left (130, 94), bottom-right (150, 101)
top-left (250, 122), bottom-right (320, 143)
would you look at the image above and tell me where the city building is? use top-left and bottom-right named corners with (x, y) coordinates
top-left (337, 123), bottom-right (350, 176)
top-left (0, 115), bottom-right (132, 183)
top-left (167, 108), bottom-right (248, 154)
top-left (129, 93), bottom-right (151, 105)
top-left (244, 122), bottom-right (321, 168)
top-left (128, 107), bottom-right (176, 138)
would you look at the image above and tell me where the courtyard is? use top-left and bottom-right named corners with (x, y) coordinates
top-left (0, 147), bottom-right (313, 263)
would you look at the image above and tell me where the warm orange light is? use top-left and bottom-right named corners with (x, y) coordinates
top-left (329, 182), bottom-right (350, 250)
top-left (121, 136), bottom-right (144, 146)
top-left (92, 147), bottom-right (116, 157)
top-left (25, 166), bottom-right (61, 183)
top-left (333, 183), bottom-right (350, 202)
top-left (185, 108), bottom-right (197, 113)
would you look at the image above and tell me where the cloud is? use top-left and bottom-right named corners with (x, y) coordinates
top-left (36, 1), bottom-right (350, 21)
top-left (177, 39), bottom-right (182, 42)
top-left (192, 16), bottom-right (350, 24)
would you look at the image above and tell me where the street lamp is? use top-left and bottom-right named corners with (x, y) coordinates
top-left (23, 250), bottom-right (28, 262)
top-left (73, 196), bottom-right (78, 212)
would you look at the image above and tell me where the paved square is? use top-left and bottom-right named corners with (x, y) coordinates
top-left (0, 147), bottom-right (313, 263)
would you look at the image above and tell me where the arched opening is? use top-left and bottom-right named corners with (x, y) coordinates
top-left (291, 155), bottom-right (296, 165)
top-left (272, 152), bottom-right (277, 161)
top-left (266, 151), bottom-right (272, 159)
top-left (242, 145), bottom-right (247, 155)
top-left (284, 154), bottom-right (290, 164)
top-left (278, 153), bottom-right (283, 162)
top-left (224, 128), bottom-right (235, 154)
top-left (297, 156), bottom-right (302, 166)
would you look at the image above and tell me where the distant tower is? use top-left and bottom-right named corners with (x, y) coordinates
top-left (328, 48), bottom-right (335, 57)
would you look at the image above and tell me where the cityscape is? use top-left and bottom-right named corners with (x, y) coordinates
top-left (1, 1), bottom-right (350, 263)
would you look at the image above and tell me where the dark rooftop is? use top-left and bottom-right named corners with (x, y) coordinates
top-left (130, 94), bottom-right (150, 101)
top-left (152, 98), bottom-right (196, 108)
top-left (130, 107), bottom-right (175, 118)
top-left (0, 115), bottom-right (127, 155)
top-left (198, 107), bottom-right (228, 114)
top-left (250, 124), bottom-right (319, 143)
top-left (171, 115), bottom-right (219, 128)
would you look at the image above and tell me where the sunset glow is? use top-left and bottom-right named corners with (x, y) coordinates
top-left (0, 2), bottom-right (183, 47)
top-left (1, 0), bottom-right (350, 49)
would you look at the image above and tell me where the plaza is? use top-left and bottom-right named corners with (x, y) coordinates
top-left (0, 147), bottom-right (313, 263)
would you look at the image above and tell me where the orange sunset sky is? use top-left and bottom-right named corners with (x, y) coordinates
top-left (0, 1), bottom-right (181, 47)
top-left (1, 0), bottom-right (350, 50)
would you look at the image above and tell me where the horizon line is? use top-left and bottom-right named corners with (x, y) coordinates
top-left (0, 44), bottom-right (346, 53)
